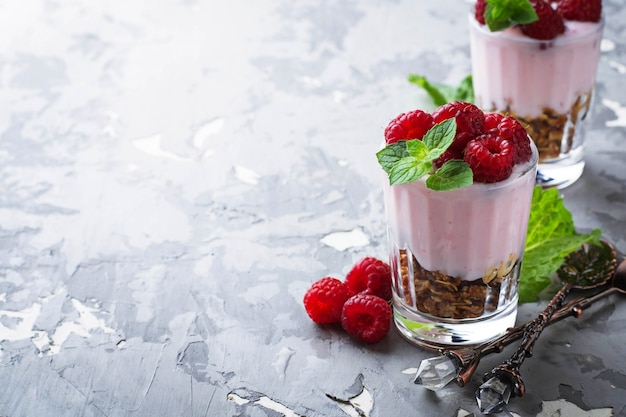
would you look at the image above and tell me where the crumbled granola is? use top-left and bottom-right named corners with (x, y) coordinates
top-left (488, 92), bottom-right (592, 162)
top-left (394, 249), bottom-right (519, 320)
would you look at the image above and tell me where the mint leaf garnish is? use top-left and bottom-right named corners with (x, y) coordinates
top-left (376, 141), bottom-right (408, 174)
top-left (378, 119), bottom-right (471, 191)
top-left (408, 74), bottom-right (475, 106)
top-left (406, 139), bottom-right (429, 160)
top-left (484, 0), bottom-right (538, 32)
top-left (422, 118), bottom-right (456, 159)
top-left (518, 187), bottom-right (602, 302)
top-left (407, 75), bottom-right (449, 107)
top-left (389, 157), bottom-right (431, 186)
top-left (426, 160), bottom-right (473, 191)
top-left (454, 75), bottom-right (475, 103)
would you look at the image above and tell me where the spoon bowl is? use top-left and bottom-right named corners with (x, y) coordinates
top-left (556, 240), bottom-right (617, 289)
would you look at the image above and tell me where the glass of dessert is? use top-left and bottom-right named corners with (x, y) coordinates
top-left (378, 102), bottom-right (538, 348)
top-left (469, 0), bottom-right (604, 189)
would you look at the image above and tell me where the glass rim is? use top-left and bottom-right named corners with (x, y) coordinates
top-left (468, 14), bottom-right (605, 46)
top-left (409, 139), bottom-right (539, 193)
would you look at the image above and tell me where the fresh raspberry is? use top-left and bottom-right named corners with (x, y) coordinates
top-left (521, 0), bottom-right (565, 40)
top-left (384, 109), bottom-right (434, 144)
top-left (464, 134), bottom-right (516, 183)
top-left (557, 0), bottom-right (602, 22)
top-left (303, 277), bottom-right (351, 324)
top-left (474, 0), bottom-right (487, 25)
top-left (432, 101), bottom-right (485, 137)
top-left (432, 101), bottom-right (485, 167)
top-left (344, 257), bottom-right (392, 301)
top-left (434, 147), bottom-right (465, 168)
top-left (341, 294), bottom-right (392, 344)
top-left (497, 116), bottom-right (533, 163)
top-left (483, 112), bottom-right (505, 131)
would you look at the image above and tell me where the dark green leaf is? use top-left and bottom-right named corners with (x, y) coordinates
top-left (454, 75), bottom-right (475, 103)
top-left (518, 186), bottom-right (603, 302)
top-left (408, 74), bottom-right (475, 106)
top-left (407, 74), bottom-right (449, 107)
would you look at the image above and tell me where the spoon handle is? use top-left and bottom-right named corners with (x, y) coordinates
top-left (449, 282), bottom-right (618, 386)
top-left (480, 283), bottom-right (573, 396)
top-left (551, 285), bottom-right (619, 322)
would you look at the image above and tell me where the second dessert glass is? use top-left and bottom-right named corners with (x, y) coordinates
top-left (469, 16), bottom-right (604, 189)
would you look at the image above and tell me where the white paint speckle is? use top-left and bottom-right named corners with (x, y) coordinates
top-left (609, 60), bottom-right (626, 75)
top-left (227, 390), bottom-right (304, 417)
top-left (227, 392), bottom-right (250, 406)
top-left (133, 133), bottom-right (190, 161)
top-left (234, 165), bottom-right (261, 185)
top-left (601, 38), bottom-right (615, 52)
top-left (322, 190), bottom-right (344, 205)
top-left (48, 298), bottom-right (115, 355)
top-left (272, 346), bottom-right (296, 380)
top-left (332, 90), bottom-right (347, 103)
top-left (193, 117), bottom-right (224, 149)
top-left (602, 99), bottom-right (626, 127)
top-left (538, 399), bottom-right (613, 417)
top-left (402, 367), bottom-right (418, 375)
top-left (331, 387), bottom-right (374, 417)
top-left (320, 228), bottom-right (370, 251)
top-left (0, 303), bottom-right (41, 342)
top-left (256, 396), bottom-right (303, 417)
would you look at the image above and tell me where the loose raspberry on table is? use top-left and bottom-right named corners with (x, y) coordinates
top-left (341, 294), bottom-right (392, 344)
top-left (521, 0), bottom-right (565, 40)
top-left (474, 0), bottom-right (488, 25)
top-left (384, 109), bottom-right (434, 144)
top-left (432, 101), bottom-right (485, 167)
top-left (464, 134), bottom-right (516, 183)
top-left (303, 277), bottom-right (351, 324)
top-left (344, 257), bottom-right (392, 301)
top-left (557, 0), bottom-right (602, 22)
top-left (497, 116), bottom-right (533, 163)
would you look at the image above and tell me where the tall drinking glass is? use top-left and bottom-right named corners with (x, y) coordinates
top-left (384, 142), bottom-right (538, 348)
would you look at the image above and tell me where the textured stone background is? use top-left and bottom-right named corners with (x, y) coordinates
top-left (0, 0), bottom-right (625, 416)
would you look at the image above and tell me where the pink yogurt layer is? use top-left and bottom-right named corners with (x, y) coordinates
top-left (469, 16), bottom-right (604, 117)
top-left (383, 143), bottom-right (537, 281)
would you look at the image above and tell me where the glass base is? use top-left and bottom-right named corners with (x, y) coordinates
top-left (392, 298), bottom-right (518, 349)
top-left (536, 153), bottom-right (585, 189)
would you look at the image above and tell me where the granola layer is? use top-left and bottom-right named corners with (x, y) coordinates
top-left (396, 249), bottom-right (519, 320)
top-left (499, 92), bottom-right (592, 162)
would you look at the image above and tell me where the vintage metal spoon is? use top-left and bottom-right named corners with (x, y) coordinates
top-left (414, 241), bottom-right (621, 391)
top-left (476, 240), bottom-right (620, 413)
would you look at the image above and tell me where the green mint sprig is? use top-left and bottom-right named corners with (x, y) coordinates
top-left (484, 0), bottom-right (538, 32)
top-left (408, 74), bottom-right (474, 107)
top-left (519, 187), bottom-right (602, 302)
top-left (376, 118), bottom-right (473, 191)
